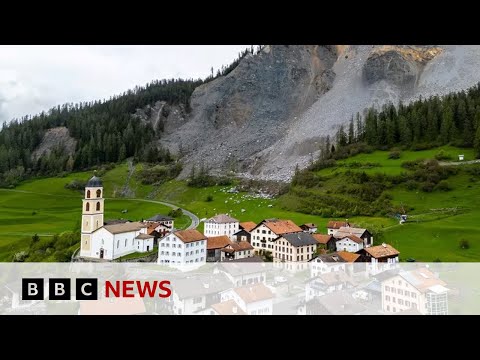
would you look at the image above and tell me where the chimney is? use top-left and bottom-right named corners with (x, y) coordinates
top-left (382, 243), bottom-right (387, 248)
top-left (232, 306), bottom-right (238, 314)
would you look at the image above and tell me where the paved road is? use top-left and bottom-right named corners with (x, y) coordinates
top-left (125, 198), bottom-right (199, 229)
top-left (439, 159), bottom-right (480, 166)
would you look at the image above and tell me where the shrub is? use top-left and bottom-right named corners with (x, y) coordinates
top-left (405, 180), bottom-right (418, 190)
top-left (436, 180), bottom-right (452, 191)
top-left (420, 181), bottom-right (435, 192)
top-left (205, 195), bottom-right (214, 202)
top-left (64, 179), bottom-right (87, 191)
top-left (459, 239), bottom-right (470, 249)
top-left (168, 208), bottom-right (183, 218)
top-left (13, 251), bottom-right (29, 262)
top-left (401, 159), bottom-right (423, 170)
top-left (388, 150), bottom-right (401, 159)
top-left (435, 150), bottom-right (452, 161)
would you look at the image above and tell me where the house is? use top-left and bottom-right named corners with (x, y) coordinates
top-left (145, 214), bottom-right (174, 228)
top-left (300, 223), bottom-right (317, 233)
top-left (326, 220), bottom-right (351, 235)
top-left (335, 235), bottom-right (364, 253)
top-left (220, 283), bottom-right (274, 315)
top-left (79, 176), bottom-right (154, 260)
top-left (79, 295), bottom-right (146, 315)
top-left (272, 232), bottom-right (318, 262)
top-left (206, 235), bottom-right (232, 262)
top-left (233, 221), bottom-right (257, 242)
top-left (221, 241), bottom-right (254, 261)
top-left (305, 271), bottom-right (354, 301)
top-left (146, 222), bottom-right (173, 241)
top-left (333, 226), bottom-right (373, 247)
top-left (336, 251), bottom-right (360, 263)
top-left (250, 219), bottom-right (303, 254)
top-left (309, 253), bottom-right (346, 277)
top-left (204, 214), bottom-right (239, 239)
top-left (171, 273), bottom-right (232, 315)
top-left (313, 290), bottom-right (367, 315)
top-left (362, 243), bottom-right (400, 264)
top-left (157, 229), bottom-right (207, 268)
top-left (219, 261), bottom-right (266, 287)
top-left (381, 267), bottom-right (448, 315)
top-left (313, 234), bottom-right (336, 251)
top-left (209, 299), bottom-right (246, 315)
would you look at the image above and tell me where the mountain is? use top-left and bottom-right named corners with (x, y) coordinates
top-left (147, 45), bottom-right (480, 180)
top-left (3, 45), bottom-right (480, 185)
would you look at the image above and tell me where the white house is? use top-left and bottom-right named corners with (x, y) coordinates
top-left (204, 214), bottom-right (239, 239)
top-left (381, 267), bottom-right (448, 315)
top-left (305, 271), bottom-right (353, 301)
top-left (335, 235), bottom-right (364, 253)
top-left (80, 176), bottom-right (154, 260)
top-left (333, 227), bottom-right (373, 247)
top-left (220, 283), bottom-right (274, 315)
top-left (272, 232), bottom-right (318, 262)
top-left (221, 241), bottom-right (255, 261)
top-left (157, 229), bottom-right (207, 268)
top-left (145, 214), bottom-right (174, 228)
top-left (310, 253), bottom-right (346, 277)
top-left (250, 219), bottom-right (303, 254)
top-left (326, 220), bottom-right (351, 235)
top-left (219, 261), bottom-right (266, 287)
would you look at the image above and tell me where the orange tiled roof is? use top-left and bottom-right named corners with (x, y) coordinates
top-left (230, 241), bottom-right (254, 251)
top-left (207, 235), bottom-right (232, 250)
top-left (327, 221), bottom-right (350, 229)
top-left (233, 283), bottom-right (274, 304)
top-left (211, 300), bottom-right (246, 315)
top-left (337, 251), bottom-right (360, 263)
top-left (340, 235), bottom-right (364, 244)
top-left (239, 221), bottom-right (257, 232)
top-left (365, 244), bottom-right (399, 258)
top-left (313, 234), bottom-right (333, 244)
top-left (175, 229), bottom-right (207, 243)
top-left (263, 219), bottom-right (302, 235)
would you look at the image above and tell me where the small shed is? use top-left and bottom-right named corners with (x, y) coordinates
top-left (458, 154), bottom-right (465, 161)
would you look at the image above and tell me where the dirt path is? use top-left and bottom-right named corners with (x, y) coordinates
top-left (438, 159), bottom-right (480, 166)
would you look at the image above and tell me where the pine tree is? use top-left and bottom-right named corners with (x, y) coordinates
top-left (336, 125), bottom-right (347, 147)
top-left (440, 104), bottom-right (455, 143)
top-left (475, 124), bottom-right (480, 159)
top-left (348, 117), bottom-right (355, 144)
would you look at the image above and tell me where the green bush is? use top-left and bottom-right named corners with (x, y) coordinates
top-left (168, 208), bottom-right (183, 218)
top-left (459, 239), bottom-right (470, 249)
top-left (435, 150), bottom-right (452, 161)
top-left (436, 180), bottom-right (452, 191)
top-left (205, 195), bottom-right (214, 202)
top-left (388, 150), bottom-right (401, 159)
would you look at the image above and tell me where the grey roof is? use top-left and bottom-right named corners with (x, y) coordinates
top-left (206, 214), bottom-right (239, 224)
top-left (219, 261), bottom-right (266, 277)
top-left (229, 256), bottom-right (264, 263)
top-left (317, 290), bottom-right (367, 315)
top-left (279, 232), bottom-right (318, 247)
top-left (86, 175), bottom-right (102, 187)
top-left (314, 253), bottom-right (347, 263)
top-left (334, 227), bottom-right (368, 239)
top-left (146, 214), bottom-right (173, 222)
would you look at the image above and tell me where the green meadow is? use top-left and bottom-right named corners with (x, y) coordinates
top-left (1, 145), bottom-right (479, 262)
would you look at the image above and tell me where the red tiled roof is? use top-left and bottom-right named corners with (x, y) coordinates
top-left (207, 235), bottom-right (232, 250)
top-left (365, 244), bottom-right (399, 258)
top-left (337, 251), bottom-right (360, 263)
top-left (239, 221), bottom-right (257, 232)
top-left (313, 234), bottom-right (333, 244)
top-left (327, 221), bottom-right (350, 229)
top-left (175, 229), bottom-right (206, 243)
top-left (233, 283), bottom-right (274, 304)
top-left (211, 300), bottom-right (246, 315)
top-left (263, 219), bottom-right (302, 235)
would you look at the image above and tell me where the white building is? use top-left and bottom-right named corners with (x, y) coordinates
top-left (310, 253), bottom-right (346, 277)
top-left (272, 232), bottom-right (317, 262)
top-left (326, 221), bottom-right (351, 235)
top-left (250, 219), bottom-right (303, 254)
top-left (221, 241), bottom-right (255, 261)
top-left (335, 235), bottom-right (364, 253)
top-left (80, 176), bottom-right (154, 260)
top-left (333, 227), bottom-right (373, 247)
top-left (381, 267), bottom-right (449, 315)
top-left (158, 229), bottom-right (207, 268)
top-left (145, 214), bottom-right (174, 228)
top-left (220, 283), bottom-right (274, 315)
top-left (204, 214), bottom-right (239, 239)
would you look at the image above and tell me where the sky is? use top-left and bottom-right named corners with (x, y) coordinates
top-left (0, 45), bottom-right (251, 124)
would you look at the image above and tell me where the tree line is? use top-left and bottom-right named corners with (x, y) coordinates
top-left (324, 83), bottom-right (480, 158)
top-left (0, 46), bottom-right (259, 187)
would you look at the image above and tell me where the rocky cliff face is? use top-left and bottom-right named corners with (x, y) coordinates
top-left (153, 45), bottom-right (480, 181)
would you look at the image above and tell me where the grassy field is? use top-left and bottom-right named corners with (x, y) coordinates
top-left (1, 145), bottom-right (479, 262)
top-left (0, 168), bottom-right (188, 261)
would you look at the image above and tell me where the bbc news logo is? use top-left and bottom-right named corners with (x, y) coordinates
top-left (22, 278), bottom-right (172, 300)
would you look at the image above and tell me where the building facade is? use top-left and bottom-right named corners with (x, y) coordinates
top-left (204, 214), bottom-right (239, 239)
top-left (272, 232), bottom-right (318, 262)
top-left (250, 219), bottom-right (303, 254)
top-left (335, 235), bottom-right (364, 253)
top-left (158, 229), bottom-right (207, 268)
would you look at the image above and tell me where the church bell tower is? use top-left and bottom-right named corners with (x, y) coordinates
top-left (80, 175), bottom-right (104, 257)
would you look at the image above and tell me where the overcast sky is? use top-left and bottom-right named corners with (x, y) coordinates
top-left (0, 45), bottom-right (250, 124)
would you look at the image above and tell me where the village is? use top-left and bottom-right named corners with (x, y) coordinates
top-left (2, 175), bottom-right (446, 315)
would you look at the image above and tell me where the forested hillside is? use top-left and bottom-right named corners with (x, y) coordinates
top-left (0, 46), bottom-right (259, 187)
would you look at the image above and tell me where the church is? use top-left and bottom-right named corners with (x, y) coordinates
top-left (79, 176), bottom-right (154, 260)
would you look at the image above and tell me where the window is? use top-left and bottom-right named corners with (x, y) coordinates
top-left (161, 243), bottom-right (164, 247)
top-left (96, 202), bottom-right (100, 211)
top-left (177, 252), bottom-right (181, 256)
top-left (201, 257), bottom-right (204, 261)
top-left (85, 203), bottom-right (90, 211)
top-left (411, 293), bottom-right (417, 299)
top-left (386, 295), bottom-right (390, 301)
top-left (393, 307), bottom-right (397, 313)
top-left (101, 239), bottom-right (104, 245)
top-left (398, 280), bottom-right (402, 286)
top-left (161, 251), bottom-right (164, 255)
top-left (405, 291), bottom-right (410, 297)
top-left (405, 301), bottom-right (410, 307)
top-left (124, 239), bottom-right (127, 247)
top-left (86, 190), bottom-right (91, 198)
top-left (392, 297), bottom-right (396, 303)
top-left (398, 299), bottom-right (403, 305)
top-left (117, 240), bottom-right (119, 249)
top-left (196, 250), bottom-right (199, 254)
top-left (262, 230), bottom-right (266, 234)
top-left (391, 288), bottom-right (396, 294)
top-left (193, 297), bottom-right (202, 304)
top-left (96, 189), bottom-right (101, 198)
top-left (172, 244), bottom-right (176, 248)
top-left (201, 249), bottom-right (204, 253)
